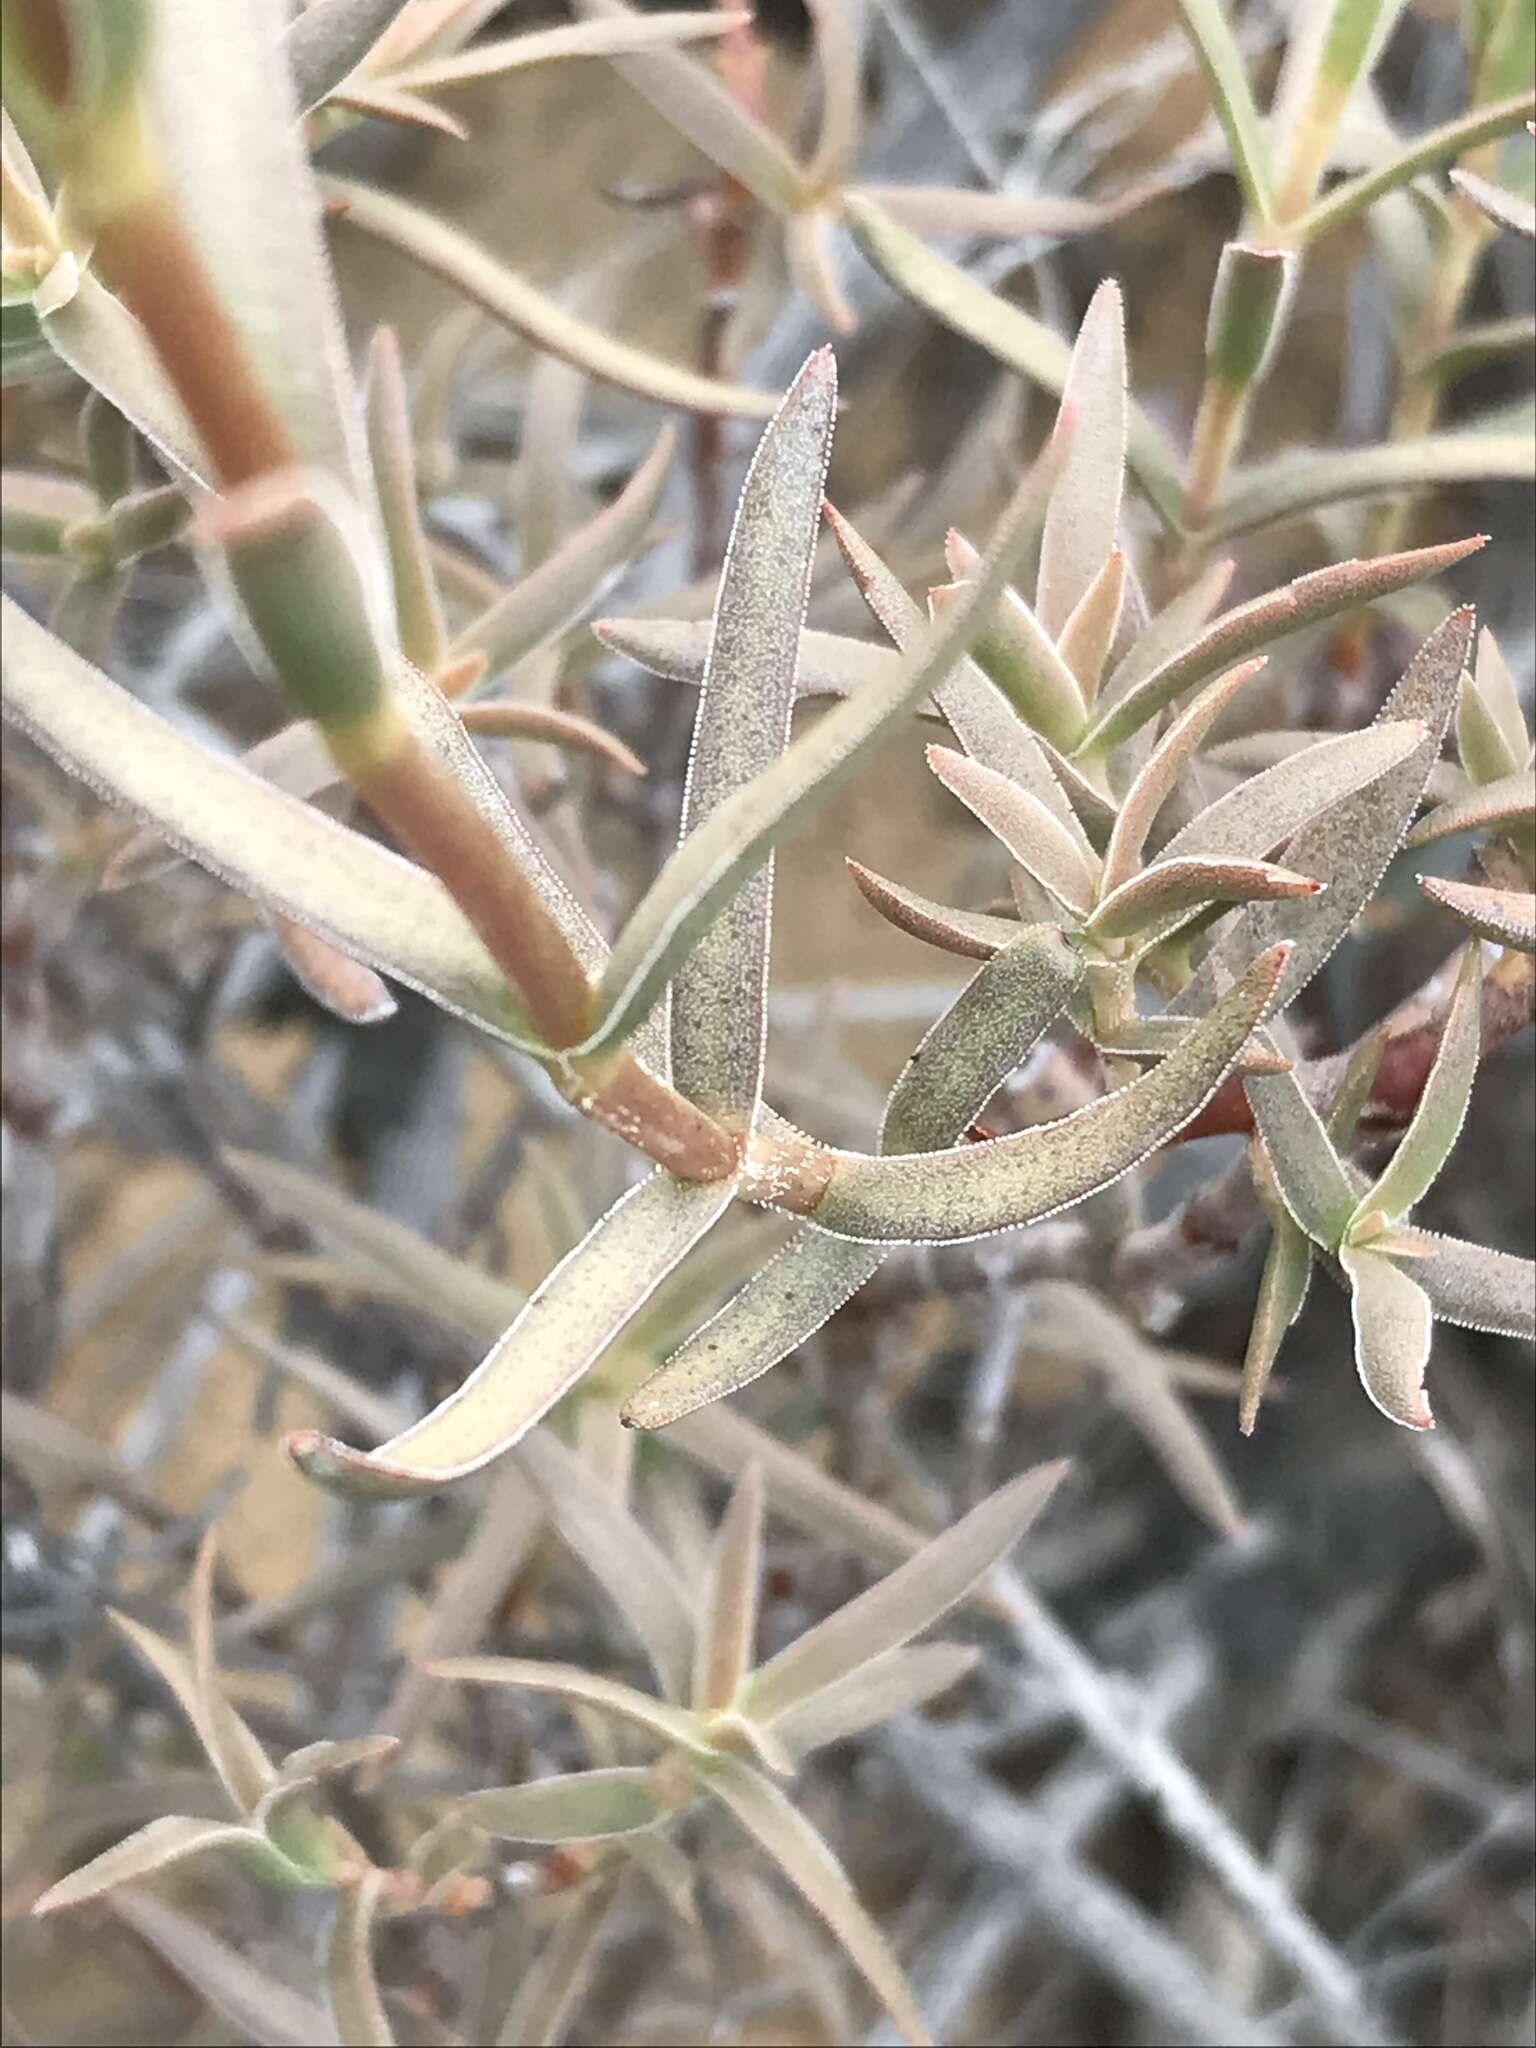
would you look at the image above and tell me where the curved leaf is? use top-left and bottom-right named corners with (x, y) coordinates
top-left (385, 13), bottom-right (750, 92)
top-left (425, 1658), bottom-right (712, 1756)
top-left (1418, 875), bottom-right (1536, 952)
top-left (1209, 431), bottom-right (1532, 541)
top-left (1099, 660), bottom-right (1262, 895)
top-left (1245, 1067), bottom-right (1357, 1250)
top-left (1174, 0), bottom-right (1276, 222)
top-left (1343, 1244), bottom-right (1434, 1429)
top-left (458, 1768), bottom-right (663, 1843)
top-left (846, 861), bottom-right (1018, 960)
top-left (1036, 281), bottom-right (1127, 637)
top-left (928, 746), bottom-right (1098, 916)
top-left (328, 1871), bottom-right (394, 2048)
top-left (1404, 769), bottom-right (1535, 847)
top-left (1355, 943), bottom-right (1481, 1225)
top-left (770, 1644), bottom-right (980, 1761)
top-left (1389, 1228), bottom-right (1536, 1339)
top-left (1085, 856), bottom-right (1320, 943)
top-left (1294, 89), bottom-right (1536, 241)
top-left (33, 1818), bottom-right (269, 1917)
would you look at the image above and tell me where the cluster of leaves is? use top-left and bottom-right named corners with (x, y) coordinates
top-left (2, 1), bottom-right (1533, 2042)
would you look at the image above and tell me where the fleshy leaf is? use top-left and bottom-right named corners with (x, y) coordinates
top-left (1354, 943), bottom-right (1481, 1226)
top-left (745, 1462), bottom-right (1065, 1725)
top-left (323, 177), bottom-right (780, 418)
top-left (928, 746), bottom-right (1098, 917)
top-left (624, 928), bottom-right (1084, 1426)
top-left (1084, 856), bottom-right (1320, 944)
top-left (1419, 876), bottom-right (1536, 952)
top-left (695, 1464), bottom-right (765, 1711)
top-left (32, 1818), bottom-right (271, 1916)
top-left (425, 1658), bottom-right (713, 1756)
top-left (696, 1755), bottom-right (932, 2047)
top-left (1240, 1211), bottom-right (1312, 1436)
top-left (285, 0), bottom-right (417, 110)
top-left (460, 702), bottom-right (646, 775)
top-left (458, 1769), bottom-right (664, 1843)
top-left (0, 599), bottom-right (544, 1049)
top-left (1245, 1068), bottom-right (1357, 1251)
top-left (1076, 539), bottom-right (1484, 756)
top-left (513, 1427), bottom-right (696, 1702)
top-left (42, 274), bottom-right (210, 484)
top-left (1343, 1245), bottom-right (1434, 1429)
top-left (1036, 282), bottom-right (1127, 638)
top-left (1208, 429), bottom-right (1532, 541)
top-left (364, 326), bottom-right (448, 674)
top-left (328, 1871), bottom-right (394, 2048)
top-left (452, 428), bottom-right (675, 676)
top-left (112, 1891), bottom-right (339, 2048)
top-left (384, 12), bottom-right (750, 93)
top-left (585, 431), bottom-right (1081, 1057)
top-left (1456, 669), bottom-right (1523, 787)
top-left (597, 613), bottom-right (910, 708)
top-left (770, 1645), bottom-right (980, 1761)
top-left (846, 861), bottom-right (1019, 960)
top-left (1389, 1228), bottom-right (1536, 1340)
top-left (1404, 769), bottom-right (1534, 847)
top-left (1097, 555), bottom-right (1233, 711)
top-left (286, 1171), bottom-right (736, 1498)
top-left (1174, 0), bottom-right (1277, 222)
top-left (274, 918), bottom-right (398, 1025)
top-left (673, 350), bottom-right (837, 1126)
top-left (1056, 548), bottom-right (1127, 698)
top-left (1292, 89), bottom-right (1536, 242)
top-left (840, 191), bottom-right (1186, 528)
top-left (933, 581), bottom-right (1089, 752)
top-left (806, 945), bottom-right (1292, 1245)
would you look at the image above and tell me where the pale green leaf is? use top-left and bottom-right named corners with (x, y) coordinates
top-left (1388, 1227), bottom-right (1535, 1339)
top-left (697, 1755), bottom-right (932, 2046)
top-left (1099, 659), bottom-right (1262, 895)
top-left (1209, 429), bottom-right (1532, 540)
top-left (1473, 626), bottom-right (1531, 765)
top-left (624, 928), bottom-right (1084, 1426)
top-left (111, 1890), bottom-right (340, 2048)
top-left (460, 701), bottom-right (646, 775)
top-left (1056, 548), bottom-right (1127, 698)
top-left (425, 1658), bottom-right (711, 1756)
top-left (803, 0), bottom-right (865, 190)
top-left (1245, 1067), bottom-right (1357, 1250)
top-left (585, 434), bottom-right (1078, 1057)
top-left (1177, 609), bottom-right (1472, 1013)
top-left (42, 274), bottom-right (210, 485)
top-left (1294, 89), bottom-right (1536, 241)
top-left (385, 13), bottom-right (749, 93)
top-left (1036, 281), bottom-right (1127, 637)
top-left (840, 191), bottom-right (1186, 529)
top-left (928, 746), bottom-right (1098, 917)
top-left (1086, 855), bottom-right (1320, 943)
top-left (854, 179), bottom-right (1167, 241)
top-left (1077, 538), bottom-right (1483, 755)
top-left (674, 350), bottom-right (837, 1125)
top-left (324, 177), bottom-right (780, 419)
top-left (1421, 313), bottom-right (1536, 380)
top-left (459, 1769), bottom-right (663, 1843)
top-left (32, 1818), bottom-right (269, 1917)
top-left (494, 1870), bottom-right (621, 2048)
top-left (695, 1464), bottom-right (765, 1711)
top-left (189, 1532), bottom-right (277, 1817)
top-left (1356, 942), bottom-right (1482, 1225)
top-left (1271, 0), bottom-right (1405, 216)
top-left (365, 327), bottom-right (447, 674)
top-left (1343, 1244), bottom-right (1435, 1429)
top-left (1457, 669), bottom-right (1523, 786)
top-left (846, 861), bottom-right (1019, 959)
top-left (108, 1606), bottom-right (275, 1821)
top-left (267, 1738), bottom-right (400, 1799)
top-left (1082, 1013), bottom-right (1288, 1075)
top-left (512, 1427), bottom-right (696, 1701)
top-left (1097, 556), bottom-right (1234, 711)
top-left (597, 612), bottom-right (909, 708)
top-left (1404, 768), bottom-right (1535, 846)
top-left (571, 0), bottom-right (809, 211)
top-left (808, 943), bottom-right (1290, 1243)
top-left (329, 1871), bottom-right (394, 2048)
top-left (451, 428), bottom-right (675, 674)
top-left (770, 1645), bottom-right (980, 1761)
top-left (286, 1171), bottom-right (736, 1498)
top-left (1174, 0), bottom-right (1278, 222)
top-left (1240, 1216), bottom-right (1312, 1435)
top-left (746, 1463), bottom-right (1064, 1726)
top-left (935, 580), bottom-right (1089, 752)
top-left (1418, 875), bottom-right (1536, 952)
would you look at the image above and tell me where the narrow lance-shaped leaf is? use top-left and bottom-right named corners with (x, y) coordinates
top-left (188, 1532), bottom-right (277, 1815)
top-left (365, 326), bottom-right (448, 674)
top-left (1036, 281), bottom-right (1127, 636)
top-left (111, 1891), bottom-right (340, 2048)
top-left (1180, 609), bottom-right (1473, 1015)
top-left (1419, 875), bottom-right (1536, 953)
top-left (42, 274), bottom-right (211, 485)
top-left (598, 612), bottom-right (918, 709)
top-left (1404, 769), bottom-right (1535, 846)
top-left (1208, 428), bottom-right (1533, 542)
top-left (1076, 537), bottom-right (1484, 756)
top-left (275, 915), bottom-right (398, 1025)
top-left (425, 1658), bottom-right (714, 1757)
top-left (1099, 658), bottom-right (1263, 895)
top-left (1085, 856), bottom-right (1321, 944)
top-left (1343, 1244), bottom-right (1435, 1430)
top-left (1245, 1065), bottom-right (1358, 1250)
top-left (770, 1645), bottom-right (980, 1761)
top-left (1450, 166), bottom-right (1536, 240)
top-left (839, 191), bottom-right (1187, 529)
top-left (451, 426), bottom-right (675, 674)
top-left (1098, 555), bottom-right (1233, 709)
top-left (696, 1755), bottom-right (933, 2047)
top-left (1387, 1228), bottom-right (1536, 1340)
top-left (0, 599), bottom-right (544, 1049)
top-left (1353, 943), bottom-right (1482, 1228)
top-left (1240, 1193), bottom-right (1312, 1436)
top-left (695, 1464), bottom-right (765, 1710)
top-left (931, 580), bottom-right (1088, 752)
top-left (1471, 626), bottom-right (1531, 765)
top-left (323, 178), bottom-right (781, 419)
top-left (286, 1170), bottom-right (736, 1498)
top-left (104, 1603), bottom-right (275, 1821)
top-left (493, 1870), bottom-right (621, 2048)
top-left (824, 495), bottom-right (1091, 848)
top-left (285, 0), bottom-right (418, 110)
top-left (1457, 669), bottom-right (1523, 787)
top-left (806, 943), bottom-right (1290, 1244)
top-left (673, 350), bottom-right (837, 1126)
top-left (460, 701), bottom-right (646, 775)
top-left (624, 928), bottom-right (1085, 1427)
top-left (458, 1769), bottom-right (665, 1843)
top-left (1271, 0), bottom-right (1406, 218)
top-left (31, 1818), bottom-right (273, 1917)
top-left (746, 1462), bottom-right (1066, 1725)
top-left (328, 1872), bottom-right (395, 2048)
top-left (845, 861), bottom-right (1019, 961)
top-left (1175, 0), bottom-right (1276, 220)
top-left (585, 428), bottom-right (1085, 1057)
top-left (512, 1426), bottom-right (696, 1702)
top-left (928, 747), bottom-right (1099, 917)
top-left (1291, 89), bottom-right (1536, 243)
top-left (1057, 548), bottom-right (1127, 698)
